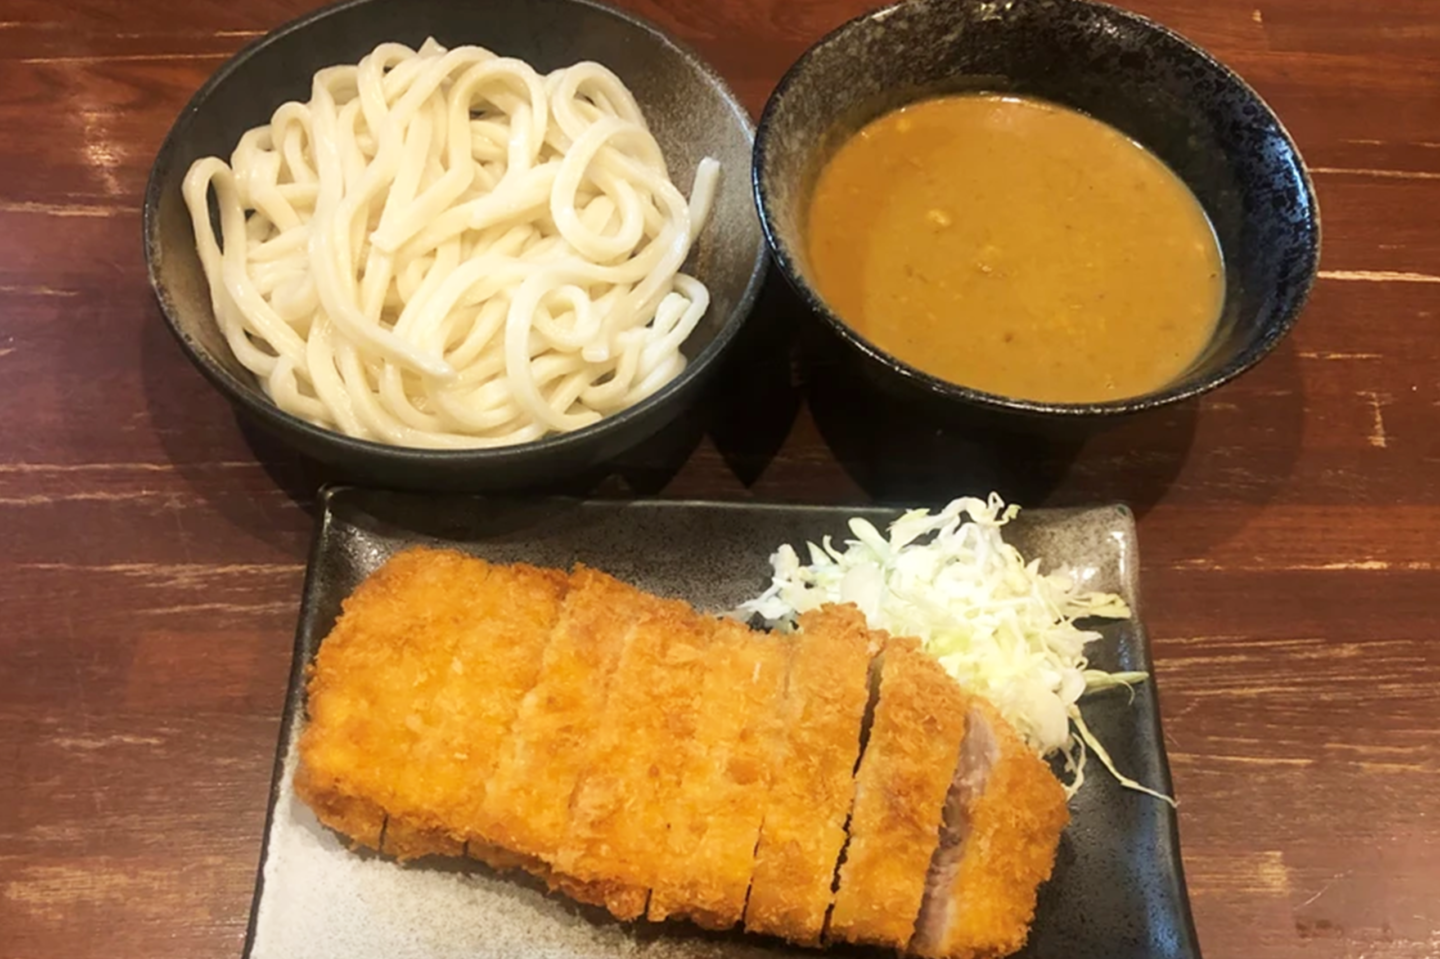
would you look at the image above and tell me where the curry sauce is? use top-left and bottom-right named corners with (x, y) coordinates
top-left (806, 94), bottom-right (1224, 403)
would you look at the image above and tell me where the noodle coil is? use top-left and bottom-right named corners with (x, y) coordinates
top-left (183, 38), bottom-right (719, 448)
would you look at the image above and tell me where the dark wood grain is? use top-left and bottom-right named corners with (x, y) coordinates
top-left (1, 1), bottom-right (1437, 958)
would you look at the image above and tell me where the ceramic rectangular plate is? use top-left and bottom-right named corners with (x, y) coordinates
top-left (244, 488), bottom-right (1200, 959)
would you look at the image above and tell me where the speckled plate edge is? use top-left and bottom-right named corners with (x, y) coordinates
top-left (241, 488), bottom-right (1200, 959)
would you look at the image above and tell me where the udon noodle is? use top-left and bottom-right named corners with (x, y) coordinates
top-left (183, 38), bottom-right (719, 448)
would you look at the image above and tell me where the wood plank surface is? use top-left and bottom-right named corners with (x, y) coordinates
top-left (1, 1), bottom-right (1437, 958)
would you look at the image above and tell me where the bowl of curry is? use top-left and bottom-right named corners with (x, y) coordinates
top-left (753, 0), bottom-right (1319, 419)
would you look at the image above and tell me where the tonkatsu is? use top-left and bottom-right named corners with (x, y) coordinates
top-left (295, 548), bottom-right (1069, 959)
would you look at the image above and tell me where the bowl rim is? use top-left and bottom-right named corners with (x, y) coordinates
top-left (752, 0), bottom-right (1321, 418)
top-left (143, 0), bottom-right (767, 463)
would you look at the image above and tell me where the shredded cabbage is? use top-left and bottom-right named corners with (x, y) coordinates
top-left (740, 493), bottom-right (1172, 801)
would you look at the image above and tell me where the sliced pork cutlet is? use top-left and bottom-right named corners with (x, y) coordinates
top-left (296, 547), bottom-right (567, 862)
top-left (297, 547), bottom-right (491, 853)
top-left (828, 637), bottom-right (969, 950)
top-left (391, 556), bottom-right (567, 858)
top-left (910, 699), bottom-right (1069, 959)
top-left (744, 603), bottom-right (879, 946)
top-left (480, 565), bottom-right (656, 864)
top-left (553, 597), bottom-right (712, 921)
top-left (647, 618), bottom-right (793, 930)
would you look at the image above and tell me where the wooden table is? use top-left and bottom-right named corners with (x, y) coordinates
top-left (2, 1), bottom-right (1437, 957)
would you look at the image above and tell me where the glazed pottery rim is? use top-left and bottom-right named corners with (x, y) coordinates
top-left (143, 0), bottom-right (767, 464)
top-left (753, 0), bottom-right (1321, 418)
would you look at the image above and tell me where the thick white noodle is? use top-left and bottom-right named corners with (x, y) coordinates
top-left (182, 39), bottom-right (719, 449)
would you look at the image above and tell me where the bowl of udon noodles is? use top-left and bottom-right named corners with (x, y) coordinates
top-left (145, 0), bottom-right (765, 491)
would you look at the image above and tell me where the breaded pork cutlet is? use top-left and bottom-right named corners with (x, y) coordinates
top-left (297, 550), bottom-right (1070, 959)
top-left (295, 547), bottom-right (566, 862)
top-left (554, 597), bottom-right (712, 920)
top-left (829, 638), bottom-right (970, 949)
top-left (910, 699), bottom-right (1069, 959)
top-left (479, 566), bottom-right (653, 864)
top-left (744, 604), bottom-right (878, 945)
top-left (647, 618), bottom-right (792, 929)
top-left (296, 548), bottom-right (489, 854)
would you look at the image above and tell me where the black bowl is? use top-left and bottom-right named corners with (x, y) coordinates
top-left (145, 0), bottom-right (765, 492)
top-left (753, 0), bottom-right (1319, 422)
